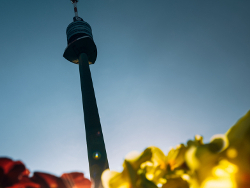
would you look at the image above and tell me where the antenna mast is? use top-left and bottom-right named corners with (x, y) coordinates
top-left (71, 0), bottom-right (79, 18)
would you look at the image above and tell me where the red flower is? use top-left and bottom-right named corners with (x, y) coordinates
top-left (61, 172), bottom-right (91, 188)
top-left (7, 176), bottom-right (40, 188)
top-left (0, 157), bottom-right (92, 188)
top-left (30, 172), bottom-right (91, 188)
top-left (0, 157), bottom-right (28, 187)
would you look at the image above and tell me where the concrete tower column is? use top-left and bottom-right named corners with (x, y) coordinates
top-left (64, 1), bottom-right (108, 187)
top-left (78, 53), bottom-right (109, 188)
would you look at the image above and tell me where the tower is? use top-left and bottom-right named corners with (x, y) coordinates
top-left (63, 1), bottom-right (109, 188)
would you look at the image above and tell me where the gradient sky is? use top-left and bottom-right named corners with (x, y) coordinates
top-left (0, 0), bottom-right (250, 178)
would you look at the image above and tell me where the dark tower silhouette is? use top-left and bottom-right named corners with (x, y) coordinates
top-left (63, 1), bottom-right (109, 187)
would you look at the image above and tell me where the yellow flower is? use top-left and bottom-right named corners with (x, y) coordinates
top-left (185, 134), bottom-right (229, 187)
top-left (101, 170), bottom-right (131, 188)
top-left (102, 147), bottom-right (159, 188)
top-left (225, 110), bottom-right (250, 187)
top-left (201, 160), bottom-right (238, 188)
top-left (226, 111), bottom-right (250, 172)
top-left (141, 147), bottom-right (167, 185)
top-left (101, 111), bottom-right (250, 188)
top-left (161, 177), bottom-right (189, 188)
top-left (166, 144), bottom-right (187, 172)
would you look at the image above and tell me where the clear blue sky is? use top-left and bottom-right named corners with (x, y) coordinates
top-left (0, 0), bottom-right (250, 178)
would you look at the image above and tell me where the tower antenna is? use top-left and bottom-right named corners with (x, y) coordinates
top-left (71, 0), bottom-right (79, 18)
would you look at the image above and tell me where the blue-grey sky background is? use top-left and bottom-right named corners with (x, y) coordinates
top-left (0, 0), bottom-right (250, 178)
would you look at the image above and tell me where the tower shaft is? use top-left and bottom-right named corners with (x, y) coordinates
top-left (78, 53), bottom-right (109, 188)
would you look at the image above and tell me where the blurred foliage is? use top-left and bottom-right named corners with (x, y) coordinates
top-left (102, 111), bottom-right (250, 188)
top-left (1, 111), bottom-right (250, 188)
top-left (0, 158), bottom-right (91, 188)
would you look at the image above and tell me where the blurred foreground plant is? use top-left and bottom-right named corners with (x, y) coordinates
top-left (102, 111), bottom-right (250, 188)
top-left (0, 158), bottom-right (91, 188)
top-left (1, 111), bottom-right (250, 188)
